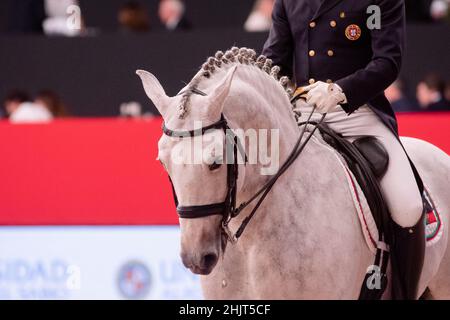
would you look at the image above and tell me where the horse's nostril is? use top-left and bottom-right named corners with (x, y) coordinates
top-left (202, 253), bottom-right (218, 269)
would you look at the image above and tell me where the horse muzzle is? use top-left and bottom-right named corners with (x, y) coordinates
top-left (181, 251), bottom-right (219, 275)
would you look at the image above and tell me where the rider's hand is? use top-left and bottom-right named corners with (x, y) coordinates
top-left (303, 81), bottom-right (347, 114)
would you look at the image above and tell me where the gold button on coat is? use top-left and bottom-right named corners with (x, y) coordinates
top-left (330, 20), bottom-right (337, 27)
top-left (340, 12), bottom-right (346, 18)
top-left (327, 50), bottom-right (334, 57)
top-left (309, 50), bottom-right (315, 57)
top-left (309, 21), bottom-right (316, 28)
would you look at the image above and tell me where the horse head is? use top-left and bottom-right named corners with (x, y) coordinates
top-left (137, 64), bottom-right (241, 275)
top-left (137, 48), bottom-right (296, 276)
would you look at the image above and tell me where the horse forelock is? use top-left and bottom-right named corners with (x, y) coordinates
top-left (178, 47), bottom-right (293, 120)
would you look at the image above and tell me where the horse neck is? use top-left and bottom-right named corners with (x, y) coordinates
top-left (223, 64), bottom-right (299, 146)
top-left (221, 65), bottom-right (302, 196)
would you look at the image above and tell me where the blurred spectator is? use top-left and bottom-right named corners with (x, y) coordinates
top-left (416, 73), bottom-right (450, 111)
top-left (9, 103), bottom-right (54, 123)
top-left (120, 101), bottom-right (143, 118)
top-left (3, 90), bottom-right (53, 123)
top-left (43, 0), bottom-right (85, 36)
top-left (7, 0), bottom-right (46, 33)
top-left (158, 0), bottom-right (191, 31)
top-left (406, 0), bottom-right (449, 22)
top-left (118, 1), bottom-right (150, 33)
top-left (35, 90), bottom-right (69, 117)
top-left (430, 0), bottom-right (449, 20)
top-left (3, 91), bottom-right (31, 117)
top-left (385, 79), bottom-right (419, 112)
top-left (244, 0), bottom-right (274, 32)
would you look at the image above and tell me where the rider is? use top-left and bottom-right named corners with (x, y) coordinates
top-left (263, 0), bottom-right (425, 299)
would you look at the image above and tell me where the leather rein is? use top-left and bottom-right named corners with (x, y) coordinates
top-left (163, 97), bottom-right (325, 244)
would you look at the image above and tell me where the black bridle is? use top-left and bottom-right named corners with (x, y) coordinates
top-left (163, 102), bottom-right (325, 243)
top-left (163, 114), bottom-right (245, 221)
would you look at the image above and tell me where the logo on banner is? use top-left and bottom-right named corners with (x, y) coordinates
top-left (117, 261), bottom-right (152, 299)
top-left (0, 259), bottom-right (76, 299)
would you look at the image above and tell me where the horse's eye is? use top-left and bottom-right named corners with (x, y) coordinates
top-left (209, 161), bottom-right (222, 171)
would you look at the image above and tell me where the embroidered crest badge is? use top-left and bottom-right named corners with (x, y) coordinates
top-left (345, 24), bottom-right (362, 41)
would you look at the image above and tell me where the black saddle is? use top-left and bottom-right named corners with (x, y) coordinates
top-left (302, 122), bottom-right (392, 299)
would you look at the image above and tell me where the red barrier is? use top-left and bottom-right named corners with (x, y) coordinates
top-left (0, 113), bottom-right (449, 226)
top-left (0, 118), bottom-right (175, 226)
top-left (396, 112), bottom-right (450, 153)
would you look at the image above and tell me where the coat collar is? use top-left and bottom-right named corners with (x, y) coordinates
top-left (312, 0), bottom-right (344, 20)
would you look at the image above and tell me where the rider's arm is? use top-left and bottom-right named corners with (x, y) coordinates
top-left (262, 0), bottom-right (294, 78)
top-left (336, 0), bottom-right (406, 114)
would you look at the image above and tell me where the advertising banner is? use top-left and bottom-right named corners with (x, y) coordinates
top-left (0, 227), bottom-right (202, 300)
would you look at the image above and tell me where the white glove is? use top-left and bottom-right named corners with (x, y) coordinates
top-left (303, 81), bottom-right (347, 114)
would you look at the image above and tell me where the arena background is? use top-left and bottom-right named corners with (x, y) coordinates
top-left (0, 0), bottom-right (449, 300)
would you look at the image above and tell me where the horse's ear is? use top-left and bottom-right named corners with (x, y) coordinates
top-left (208, 66), bottom-right (237, 116)
top-left (136, 70), bottom-right (170, 116)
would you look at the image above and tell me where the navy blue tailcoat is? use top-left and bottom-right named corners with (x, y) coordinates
top-left (263, 0), bottom-right (406, 135)
top-left (263, 0), bottom-right (424, 191)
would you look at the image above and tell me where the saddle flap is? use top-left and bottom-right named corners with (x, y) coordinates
top-left (353, 136), bottom-right (389, 179)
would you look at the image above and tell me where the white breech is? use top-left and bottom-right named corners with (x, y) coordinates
top-left (297, 103), bottom-right (423, 228)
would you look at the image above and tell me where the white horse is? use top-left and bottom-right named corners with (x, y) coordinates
top-left (137, 47), bottom-right (450, 299)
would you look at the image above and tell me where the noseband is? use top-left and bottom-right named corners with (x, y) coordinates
top-left (163, 104), bottom-right (325, 243)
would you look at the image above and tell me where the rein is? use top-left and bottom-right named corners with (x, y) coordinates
top-left (224, 107), bottom-right (326, 242)
top-left (163, 101), bottom-right (326, 244)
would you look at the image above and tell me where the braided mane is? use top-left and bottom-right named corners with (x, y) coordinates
top-left (178, 47), bottom-right (293, 119)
